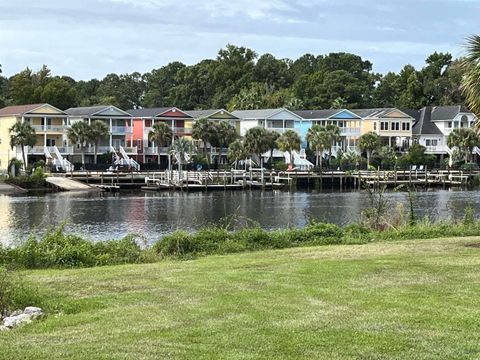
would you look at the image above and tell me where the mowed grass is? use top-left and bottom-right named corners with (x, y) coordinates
top-left (2, 238), bottom-right (480, 359)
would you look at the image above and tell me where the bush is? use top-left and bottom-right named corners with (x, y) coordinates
top-left (6, 166), bottom-right (47, 189)
top-left (93, 234), bottom-right (143, 265)
top-left (153, 231), bottom-right (193, 258)
top-left (0, 268), bottom-right (44, 316)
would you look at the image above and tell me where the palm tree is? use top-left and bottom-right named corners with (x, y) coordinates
top-left (462, 35), bottom-right (480, 117)
top-left (325, 124), bottom-right (342, 165)
top-left (277, 130), bottom-right (301, 167)
top-left (227, 139), bottom-right (247, 169)
top-left (244, 127), bottom-right (270, 168)
top-left (67, 121), bottom-right (90, 167)
top-left (306, 125), bottom-right (329, 169)
top-left (210, 121), bottom-right (238, 164)
top-left (265, 131), bottom-right (280, 165)
top-left (88, 120), bottom-right (109, 164)
top-left (148, 122), bottom-right (173, 165)
top-left (170, 137), bottom-right (195, 177)
top-left (358, 132), bottom-right (380, 169)
top-left (447, 128), bottom-right (479, 163)
top-left (9, 121), bottom-right (36, 171)
top-left (192, 118), bottom-right (216, 168)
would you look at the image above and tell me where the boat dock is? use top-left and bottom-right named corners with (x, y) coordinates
top-left (46, 176), bottom-right (100, 191)
top-left (56, 168), bottom-right (477, 192)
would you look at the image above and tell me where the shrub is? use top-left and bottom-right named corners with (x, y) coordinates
top-left (0, 268), bottom-right (44, 316)
top-left (153, 231), bottom-right (193, 257)
top-left (305, 222), bottom-right (344, 245)
top-left (93, 234), bottom-right (143, 265)
top-left (343, 224), bottom-right (372, 244)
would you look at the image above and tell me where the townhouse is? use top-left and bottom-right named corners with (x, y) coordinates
top-left (0, 102), bottom-right (476, 171)
top-left (411, 105), bottom-right (478, 159)
top-left (126, 107), bottom-right (193, 165)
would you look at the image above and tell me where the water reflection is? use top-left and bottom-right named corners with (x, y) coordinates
top-left (1, 189), bottom-right (479, 245)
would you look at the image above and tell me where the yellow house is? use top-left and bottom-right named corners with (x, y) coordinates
top-left (0, 103), bottom-right (69, 171)
top-left (353, 108), bottom-right (414, 151)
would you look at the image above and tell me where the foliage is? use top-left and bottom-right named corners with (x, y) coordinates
top-left (0, 226), bottom-right (145, 269)
top-left (6, 166), bottom-right (46, 189)
top-left (276, 130), bottom-right (301, 166)
top-left (0, 45), bottom-right (469, 112)
top-left (89, 120), bottom-right (109, 164)
top-left (0, 268), bottom-right (45, 316)
top-left (9, 121), bottom-right (36, 169)
top-left (244, 127), bottom-right (269, 167)
top-left (447, 127), bottom-right (479, 163)
top-left (462, 35), bottom-right (480, 117)
top-left (306, 124), bottom-right (329, 169)
top-left (397, 144), bottom-right (436, 168)
top-left (148, 122), bottom-right (173, 165)
top-left (67, 121), bottom-right (90, 165)
top-left (358, 132), bottom-right (380, 168)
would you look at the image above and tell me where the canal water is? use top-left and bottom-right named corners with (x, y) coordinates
top-left (0, 189), bottom-right (478, 245)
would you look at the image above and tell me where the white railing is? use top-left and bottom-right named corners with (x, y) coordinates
top-left (425, 145), bottom-right (451, 154)
top-left (111, 126), bottom-right (133, 134)
top-left (340, 128), bottom-right (361, 136)
top-left (31, 125), bottom-right (65, 132)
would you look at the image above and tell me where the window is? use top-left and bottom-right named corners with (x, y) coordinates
top-left (46, 139), bottom-right (56, 146)
top-left (380, 122), bottom-right (387, 131)
top-left (373, 122), bottom-right (377, 131)
top-left (402, 122), bottom-right (410, 131)
top-left (447, 121), bottom-right (452, 128)
top-left (425, 139), bottom-right (438, 147)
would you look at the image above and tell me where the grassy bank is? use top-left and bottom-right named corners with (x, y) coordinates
top-left (1, 237), bottom-right (480, 359)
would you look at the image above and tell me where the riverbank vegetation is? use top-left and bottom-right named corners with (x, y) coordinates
top-left (1, 198), bottom-right (480, 269)
top-left (1, 237), bottom-right (480, 359)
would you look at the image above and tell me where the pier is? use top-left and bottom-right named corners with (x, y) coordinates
top-left (55, 168), bottom-right (478, 192)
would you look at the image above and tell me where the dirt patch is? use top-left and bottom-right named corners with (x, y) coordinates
top-left (465, 243), bottom-right (480, 248)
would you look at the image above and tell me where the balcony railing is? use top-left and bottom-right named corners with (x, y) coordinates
top-left (29, 146), bottom-right (73, 154)
top-left (144, 147), bottom-right (169, 155)
top-left (340, 128), bottom-right (361, 136)
top-left (31, 125), bottom-right (66, 132)
top-left (144, 127), bottom-right (192, 136)
top-left (111, 126), bottom-right (133, 134)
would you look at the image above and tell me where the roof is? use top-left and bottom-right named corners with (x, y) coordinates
top-left (65, 105), bottom-right (131, 117)
top-left (293, 109), bottom-right (340, 119)
top-left (186, 109), bottom-right (237, 119)
top-left (127, 107), bottom-right (191, 118)
top-left (431, 105), bottom-right (471, 121)
top-left (0, 104), bottom-right (61, 117)
top-left (412, 107), bottom-right (443, 135)
top-left (232, 108), bottom-right (301, 120)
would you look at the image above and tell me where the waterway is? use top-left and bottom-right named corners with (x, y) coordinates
top-left (0, 189), bottom-right (478, 245)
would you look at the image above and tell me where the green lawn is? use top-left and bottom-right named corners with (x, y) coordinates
top-left (2, 238), bottom-right (480, 359)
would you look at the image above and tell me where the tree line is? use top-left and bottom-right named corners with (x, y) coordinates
top-left (0, 44), bottom-right (466, 111)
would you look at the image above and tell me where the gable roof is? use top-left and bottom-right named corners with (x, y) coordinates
top-left (0, 103), bottom-right (65, 117)
top-left (293, 109), bottom-right (339, 119)
top-left (127, 107), bottom-right (191, 119)
top-left (412, 107), bottom-right (443, 135)
top-left (232, 108), bottom-right (302, 120)
top-left (431, 105), bottom-right (471, 121)
top-left (186, 109), bottom-right (238, 119)
top-left (351, 108), bottom-right (413, 119)
top-left (65, 105), bottom-right (131, 117)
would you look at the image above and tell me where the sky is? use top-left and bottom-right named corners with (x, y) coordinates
top-left (0, 0), bottom-right (479, 80)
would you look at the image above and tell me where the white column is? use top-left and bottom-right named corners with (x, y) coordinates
top-left (109, 118), bottom-right (113, 148)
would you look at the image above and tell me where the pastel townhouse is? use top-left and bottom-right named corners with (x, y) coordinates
top-left (127, 107), bottom-right (193, 165)
top-left (0, 103), bottom-right (70, 171)
top-left (65, 105), bottom-right (135, 163)
top-left (186, 109), bottom-right (240, 163)
top-left (233, 108), bottom-right (306, 162)
top-left (352, 108), bottom-right (414, 151)
top-left (294, 109), bottom-right (362, 155)
top-left (411, 105), bottom-right (478, 160)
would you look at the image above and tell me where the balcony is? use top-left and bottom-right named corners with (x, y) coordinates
top-left (340, 128), bottom-right (361, 136)
top-left (111, 126), bottom-right (133, 134)
top-left (425, 145), bottom-right (450, 154)
top-left (264, 127), bottom-right (299, 134)
top-left (144, 147), bottom-right (169, 155)
top-left (31, 124), bottom-right (66, 132)
top-left (143, 127), bottom-right (192, 136)
top-left (28, 146), bottom-right (73, 154)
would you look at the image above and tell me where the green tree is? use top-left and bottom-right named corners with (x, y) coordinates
top-left (277, 130), bottom-right (301, 166)
top-left (306, 125), bottom-right (329, 169)
top-left (265, 131), bottom-right (280, 165)
top-left (244, 127), bottom-right (269, 168)
top-left (67, 121), bottom-right (90, 166)
top-left (9, 121), bottom-right (36, 170)
top-left (88, 120), bottom-right (109, 164)
top-left (227, 139), bottom-right (248, 169)
top-left (447, 128), bottom-right (479, 163)
top-left (39, 77), bottom-right (77, 109)
top-left (148, 122), bottom-right (173, 165)
top-left (192, 118), bottom-right (216, 167)
top-left (397, 144), bottom-right (436, 168)
top-left (325, 124), bottom-right (342, 165)
top-left (170, 137), bottom-right (195, 176)
top-left (142, 62), bottom-right (186, 107)
top-left (358, 132), bottom-right (380, 169)
top-left (463, 35), bottom-right (480, 116)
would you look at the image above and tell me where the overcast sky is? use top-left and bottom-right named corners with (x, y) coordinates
top-left (0, 0), bottom-right (479, 80)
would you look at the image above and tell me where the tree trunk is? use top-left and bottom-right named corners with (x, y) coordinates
top-left (315, 148), bottom-right (319, 167)
top-left (81, 149), bottom-right (85, 167)
top-left (204, 143), bottom-right (210, 169)
top-left (290, 150), bottom-right (294, 166)
top-left (157, 148), bottom-right (161, 165)
top-left (21, 146), bottom-right (27, 172)
top-left (94, 143), bottom-right (98, 164)
top-left (319, 151), bottom-right (323, 171)
top-left (367, 151), bottom-right (370, 169)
